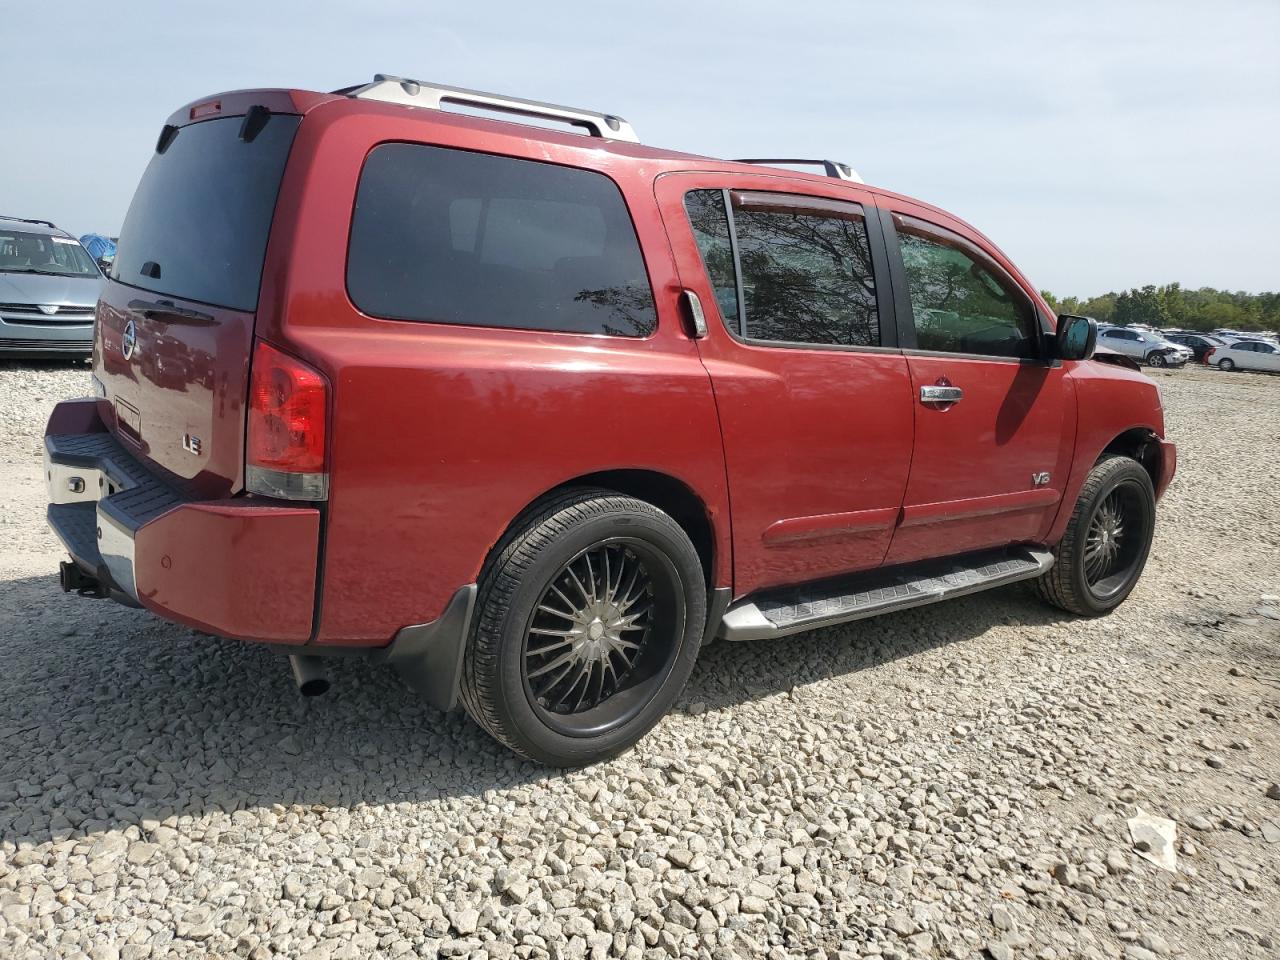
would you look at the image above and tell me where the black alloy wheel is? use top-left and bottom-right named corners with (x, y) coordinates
top-left (521, 538), bottom-right (683, 736)
top-left (460, 489), bottom-right (707, 766)
top-left (1032, 455), bottom-right (1156, 617)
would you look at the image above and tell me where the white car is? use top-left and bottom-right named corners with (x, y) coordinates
top-left (1096, 327), bottom-right (1191, 367)
top-left (1208, 339), bottom-right (1280, 373)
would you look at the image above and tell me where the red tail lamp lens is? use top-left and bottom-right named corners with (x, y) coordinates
top-left (247, 340), bottom-right (327, 473)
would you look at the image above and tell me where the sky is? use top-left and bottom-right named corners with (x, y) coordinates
top-left (3, 0), bottom-right (1277, 298)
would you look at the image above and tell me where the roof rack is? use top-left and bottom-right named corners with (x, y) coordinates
top-left (0, 215), bottom-right (57, 228)
top-left (340, 74), bottom-right (640, 143)
top-left (733, 158), bottom-right (863, 184)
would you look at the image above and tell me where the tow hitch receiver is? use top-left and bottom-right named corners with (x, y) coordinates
top-left (59, 561), bottom-right (107, 599)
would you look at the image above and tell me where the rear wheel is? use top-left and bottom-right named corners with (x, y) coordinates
top-left (1218, 357), bottom-right (1236, 371)
top-left (1033, 455), bottom-right (1155, 617)
top-left (460, 489), bottom-right (706, 766)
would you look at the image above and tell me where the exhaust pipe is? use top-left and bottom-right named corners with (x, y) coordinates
top-left (289, 655), bottom-right (330, 697)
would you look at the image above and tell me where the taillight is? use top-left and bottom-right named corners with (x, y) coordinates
top-left (246, 339), bottom-right (329, 500)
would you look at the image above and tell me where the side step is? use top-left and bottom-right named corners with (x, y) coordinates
top-left (719, 546), bottom-right (1054, 641)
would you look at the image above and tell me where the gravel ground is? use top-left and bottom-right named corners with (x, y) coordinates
top-left (1, 360), bottom-right (1277, 960)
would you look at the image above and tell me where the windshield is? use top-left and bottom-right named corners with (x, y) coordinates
top-left (0, 230), bottom-right (100, 277)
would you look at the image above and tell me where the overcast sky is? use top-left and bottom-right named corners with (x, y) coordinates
top-left (4, 0), bottom-right (1276, 297)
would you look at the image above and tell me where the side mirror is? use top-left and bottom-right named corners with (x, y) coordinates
top-left (1056, 314), bottom-right (1097, 361)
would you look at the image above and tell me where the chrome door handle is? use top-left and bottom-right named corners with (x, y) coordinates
top-left (920, 385), bottom-right (963, 405)
top-left (681, 289), bottom-right (708, 339)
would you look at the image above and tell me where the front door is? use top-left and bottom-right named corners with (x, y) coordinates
top-left (655, 173), bottom-right (915, 598)
top-left (878, 202), bottom-right (1075, 565)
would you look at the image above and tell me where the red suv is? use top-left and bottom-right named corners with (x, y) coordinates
top-left (45, 76), bottom-right (1176, 765)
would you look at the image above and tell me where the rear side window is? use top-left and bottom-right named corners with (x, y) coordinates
top-left (894, 214), bottom-right (1037, 359)
top-left (113, 114), bottom-right (300, 312)
top-left (348, 144), bottom-right (657, 338)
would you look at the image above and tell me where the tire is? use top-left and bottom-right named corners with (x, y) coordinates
top-left (460, 488), bottom-right (706, 766)
top-left (1033, 455), bottom-right (1156, 617)
top-left (1218, 358), bottom-right (1235, 371)
top-left (1147, 352), bottom-right (1166, 368)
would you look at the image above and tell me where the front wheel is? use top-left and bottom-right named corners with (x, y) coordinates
top-left (460, 489), bottom-right (706, 766)
top-left (1218, 358), bottom-right (1236, 372)
top-left (1033, 455), bottom-right (1156, 617)
top-left (1146, 352), bottom-right (1167, 368)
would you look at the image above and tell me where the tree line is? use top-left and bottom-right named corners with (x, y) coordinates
top-left (1038, 284), bottom-right (1280, 334)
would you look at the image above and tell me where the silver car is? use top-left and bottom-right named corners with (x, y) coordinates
top-left (0, 216), bottom-right (104, 359)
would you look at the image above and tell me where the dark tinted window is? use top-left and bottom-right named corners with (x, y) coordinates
top-left (895, 214), bottom-right (1037, 359)
top-left (683, 190), bottom-right (739, 330)
top-left (348, 144), bottom-right (656, 337)
top-left (730, 192), bottom-right (878, 347)
top-left (113, 114), bottom-right (300, 311)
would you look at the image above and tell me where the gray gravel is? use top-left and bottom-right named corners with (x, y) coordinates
top-left (1, 360), bottom-right (1278, 960)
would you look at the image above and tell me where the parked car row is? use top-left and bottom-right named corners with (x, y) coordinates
top-left (0, 216), bottom-right (103, 359)
top-left (1093, 323), bottom-right (1279, 374)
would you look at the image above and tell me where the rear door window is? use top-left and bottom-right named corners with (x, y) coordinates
top-left (681, 188), bottom-right (880, 348)
top-left (112, 114), bottom-right (300, 312)
top-left (347, 144), bottom-right (657, 337)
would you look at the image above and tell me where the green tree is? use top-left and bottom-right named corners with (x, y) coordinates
top-left (1113, 285), bottom-right (1170, 326)
top-left (1038, 285), bottom-right (1279, 334)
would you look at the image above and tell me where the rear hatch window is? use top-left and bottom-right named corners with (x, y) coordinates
top-left (112, 113), bottom-right (300, 310)
top-left (95, 110), bottom-right (300, 496)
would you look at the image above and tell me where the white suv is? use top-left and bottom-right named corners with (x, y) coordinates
top-left (1097, 327), bottom-right (1190, 368)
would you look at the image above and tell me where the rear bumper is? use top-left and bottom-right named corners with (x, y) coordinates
top-left (44, 399), bottom-right (320, 643)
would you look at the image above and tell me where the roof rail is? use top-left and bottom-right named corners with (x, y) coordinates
top-left (340, 74), bottom-right (640, 143)
top-left (0, 215), bottom-right (57, 228)
top-left (733, 158), bottom-right (863, 184)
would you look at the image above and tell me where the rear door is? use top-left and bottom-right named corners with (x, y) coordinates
top-left (655, 173), bottom-right (914, 597)
top-left (95, 108), bottom-right (301, 497)
top-left (878, 202), bottom-right (1074, 564)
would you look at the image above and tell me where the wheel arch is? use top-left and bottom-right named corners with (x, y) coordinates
top-left (1099, 427), bottom-right (1162, 491)
top-left (484, 469), bottom-right (725, 590)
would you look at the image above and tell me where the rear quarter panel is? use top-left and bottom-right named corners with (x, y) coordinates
top-left (259, 102), bottom-right (730, 645)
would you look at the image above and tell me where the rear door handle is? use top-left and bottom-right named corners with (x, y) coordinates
top-left (680, 289), bottom-right (708, 339)
top-left (920, 385), bottom-right (963, 405)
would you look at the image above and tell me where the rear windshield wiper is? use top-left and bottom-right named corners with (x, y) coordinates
top-left (128, 298), bottom-right (216, 325)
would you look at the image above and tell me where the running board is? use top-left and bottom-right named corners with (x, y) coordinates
top-left (718, 546), bottom-right (1054, 641)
